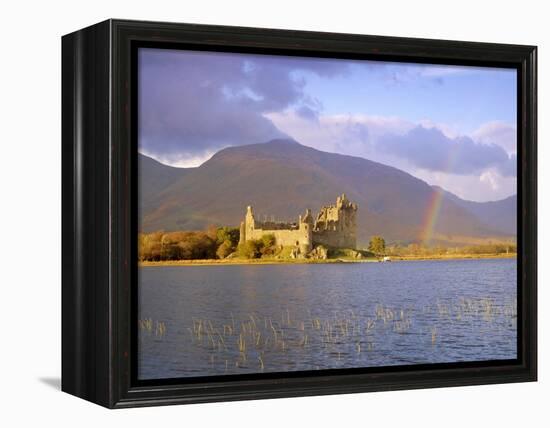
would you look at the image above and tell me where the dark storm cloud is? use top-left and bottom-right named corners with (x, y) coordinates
top-left (378, 126), bottom-right (516, 176)
top-left (138, 49), bottom-right (349, 163)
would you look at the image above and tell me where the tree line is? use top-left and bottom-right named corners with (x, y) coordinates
top-left (138, 227), bottom-right (279, 261)
top-left (139, 227), bottom-right (237, 261)
top-left (139, 228), bottom-right (516, 262)
top-left (384, 242), bottom-right (517, 257)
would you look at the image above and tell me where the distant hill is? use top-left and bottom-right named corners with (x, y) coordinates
top-left (433, 186), bottom-right (517, 235)
top-left (139, 139), bottom-right (515, 247)
top-left (139, 154), bottom-right (193, 216)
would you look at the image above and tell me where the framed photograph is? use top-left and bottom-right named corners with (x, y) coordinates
top-left (62, 19), bottom-right (537, 408)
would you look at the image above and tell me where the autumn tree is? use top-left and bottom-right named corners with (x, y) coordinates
top-left (237, 240), bottom-right (262, 259)
top-left (368, 236), bottom-right (386, 256)
top-left (214, 227), bottom-right (240, 259)
top-left (216, 240), bottom-right (234, 259)
top-left (216, 227), bottom-right (240, 247)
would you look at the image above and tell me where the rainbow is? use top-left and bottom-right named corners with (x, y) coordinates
top-left (419, 130), bottom-right (462, 245)
top-left (420, 189), bottom-right (445, 245)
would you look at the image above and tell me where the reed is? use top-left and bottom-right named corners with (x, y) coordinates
top-left (431, 326), bottom-right (437, 345)
top-left (238, 333), bottom-right (246, 353)
top-left (166, 295), bottom-right (517, 373)
top-left (155, 321), bottom-right (166, 336)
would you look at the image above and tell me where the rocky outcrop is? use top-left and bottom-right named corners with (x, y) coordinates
top-left (308, 245), bottom-right (328, 260)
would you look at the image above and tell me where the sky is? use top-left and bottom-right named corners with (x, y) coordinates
top-left (138, 48), bottom-right (517, 202)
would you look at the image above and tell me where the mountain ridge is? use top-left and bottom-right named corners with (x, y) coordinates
top-left (139, 139), bottom-right (516, 246)
top-left (432, 185), bottom-right (516, 235)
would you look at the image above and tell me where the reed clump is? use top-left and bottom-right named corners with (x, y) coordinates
top-left (138, 318), bottom-right (166, 336)
top-left (143, 295), bottom-right (516, 373)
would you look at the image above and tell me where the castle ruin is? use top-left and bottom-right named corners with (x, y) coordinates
top-left (239, 194), bottom-right (358, 255)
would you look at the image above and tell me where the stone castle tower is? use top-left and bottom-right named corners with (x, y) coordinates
top-left (312, 193), bottom-right (357, 249)
top-left (239, 194), bottom-right (357, 254)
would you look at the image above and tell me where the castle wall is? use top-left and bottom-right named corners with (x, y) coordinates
top-left (246, 227), bottom-right (311, 251)
top-left (242, 205), bottom-right (312, 253)
top-left (313, 230), bottom-right (356, 249)
top-left (241, 194), bottom-right (357, 254)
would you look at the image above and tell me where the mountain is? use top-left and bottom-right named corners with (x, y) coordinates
top-left (139, 139), bottom-right (515, 247)
top-left (433, 186), bottom-right (517, 235)
top-left (139, 154), bottom-right (193, 215)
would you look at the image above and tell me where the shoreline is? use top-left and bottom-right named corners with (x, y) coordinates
top-left (139, 253), bottom-right (516, 267)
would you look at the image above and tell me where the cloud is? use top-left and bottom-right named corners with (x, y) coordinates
top-left (417, 119), bottom-right (460, 139)
top-left (295, 105), bottom-right (320, 121)
top-left (267, 111), bottom-right (517, 200)
top-left (138, 49), bottom-right (349, 164)
top-left (377, 126), bottom-right (516, 177)
top-left (137, 49), bottom-right (516, 201)
top-left (480, 169), bottom-right (500, 191)
top-left (140, 147), bottom-right (219, 168)
top-left (377, 63), bottom-right (515, 87)
top-left (472, 121), bottom-right (517, 154)
top-left (413, 168), bottom-right (517, 202)
top-left (269, 111), bottom-right (515, 177)
top-left (267, 111), bottom-right (413, 158)
top-left (378, 63), bottom-right (473, 86)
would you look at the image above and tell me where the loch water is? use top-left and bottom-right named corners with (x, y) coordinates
top-left (138, 258), bottom-right (517, 380)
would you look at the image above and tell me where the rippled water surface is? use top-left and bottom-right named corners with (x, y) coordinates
top-left (138, 258), bottom-right (517, 380)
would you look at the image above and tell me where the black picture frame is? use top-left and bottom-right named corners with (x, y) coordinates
top-left (62, 19), bottom-right (537, 408)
